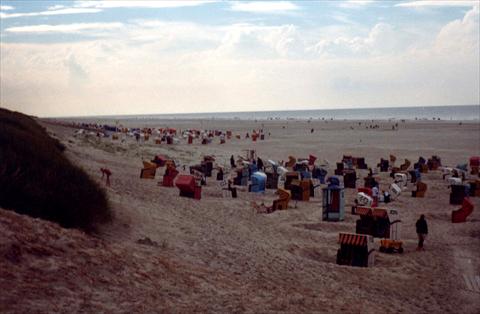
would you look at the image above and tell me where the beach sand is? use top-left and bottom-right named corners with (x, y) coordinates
top-left (1, 118), bottom-right (479, 313)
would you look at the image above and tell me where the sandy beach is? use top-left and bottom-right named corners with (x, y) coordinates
top-left (1, 118), bottom-right (479, 313)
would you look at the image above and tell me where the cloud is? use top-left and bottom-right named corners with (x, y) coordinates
top-left (48, 5), bottom-right (66, 10)
top-left (229, 1), bottom-right (299, 14)
top-left (5, 23), bottom-right (124, 34)
top-left (395, 1), bottom-right (478, 8)
top-left (0, 8), bottom-right (102, 19)
top-left (0, 1), bottom-right (216, 19)
top-left (338, 1), bottom-right (376, 9)
top-left (0, 5), bottom-right (14, 10)
top-left (64, 54), bottom-right (89, 87)
top-left (74, 0), bottom-right (216, 9)
top-left (308, 22), bottom-right (416, 57)
top-left (434, 5), bottom-right (479, 54)
top-left (215, 23), bottom-right (302, 58)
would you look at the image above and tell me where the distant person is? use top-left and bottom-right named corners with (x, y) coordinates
top-left (372, 186), bottom-right (379, 204)
top-left (383, 190), bottom-right (391, 203)
top-left (230, 155), bottom-right (235, 168)
top-left (415, 214), bottom-right (428, 251)
top-left (257, 157), bottom-right (264, 171)
top-left (311, 128), bottom-right (314, 133)
top-left (351, 199), bottom-right (358, 215)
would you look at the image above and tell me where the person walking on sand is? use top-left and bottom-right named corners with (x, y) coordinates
top-left (416, 214), bottom-right (428, 251)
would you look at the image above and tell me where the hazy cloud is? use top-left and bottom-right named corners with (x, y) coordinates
top-left (5, 23), bottom-right (124, 34)
top-left (395, 1), bottom-right (478, 8)
top-left (338, 1), bottom-right (376, 9)
top-left (74, 0), bottom-right (216, 9)
top-left (0, 8), bottom-right (102, 19)
top-left (229, 1), bottom-right (299, 14)
top-left (64, 54), bottom-right (89, 87)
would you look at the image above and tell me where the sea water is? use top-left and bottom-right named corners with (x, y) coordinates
top-left (62, 105), bottom-right (479, 121)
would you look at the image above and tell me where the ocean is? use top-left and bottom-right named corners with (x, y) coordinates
top-left (61, 105), bottom-right (479, 121)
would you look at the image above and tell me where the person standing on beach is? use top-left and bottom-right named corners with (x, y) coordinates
top-left (230, 155), bottom-right (235, 168)
top-left (257, 157), bottom-right (264, 172)
top-left (416, 215), bottom-right (428, 251)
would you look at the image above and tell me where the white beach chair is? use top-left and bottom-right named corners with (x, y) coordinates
top-left (394, 173), bottom-right (407, 188)
top-left (389, 183), bottom-right (402, 200)
top-left (356, 192), bottom-right (373, 207)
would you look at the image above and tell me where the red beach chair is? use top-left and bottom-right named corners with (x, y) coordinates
top-left (452, 198), bottom-right (474, 223)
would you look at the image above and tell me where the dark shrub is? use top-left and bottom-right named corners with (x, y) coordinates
top-left (0, 108), bottom-right (111, 231)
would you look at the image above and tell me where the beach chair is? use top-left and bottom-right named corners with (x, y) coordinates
top-left (290, 179), bottom-right (311, 201)
top-left (378, 158), bottom-right (389, 172)
top-left (356, 157), bottom-right (368, 169)
top-left (284, 172), bottom-right (300, 191)
top-left (356, 192), bottom-right (373, 207)
top-left (202, 160), bottom-right (214, 177)
top-left (394, 173), bottom-right (407, 187)
top-left (334, 162), bottom-right (345, 176)
top-left (419, 164), bottom-right (428, 173)
top-left (162, 166), bottom-right (178, 187)
top-left (389, 155), bottom-right (397, 167)
top-left (400, 159), bottom-right (411, 171)
top-left (343, 170), bottom-right (357, 188)
top-left (452, 198), bottom-right (474, 223)
top-left (312, 167), bottom-right (328, 184)
top-left (359, 185), bottom-right (378, 207)
top-left (342, 156), bottom-right (353, 169)
top-left (336, 233), bottom-right (375, 267)
top-left (249, 172), bottom-right (267, 193)
top-left (286, 156), bottom-right (296, 169)
top-left (468, 180), bottom-right (480, 197)
top-left (175, 175), bottom-right (201, 200)
top-left (408, 169), bottom-right (421, 183)
top-left (411, 181), bottom-right (427, 197)
top-left (355, 208), bottom-right (391, 239)
top-left (322, 184), bottom-right (345, 221)
top-left (389, 183), bottom-right (402, 200)
top-left (266, 171), bottom-right (278, 189)
top-left (152, 155), bottom-right (168, 167)
top-left (470, 156), bottom-right (480, 174)
top-left (140, 161), bottom-right (157, 179)
top-left (363, 176), bottom-right (378, 189)
top-left (450, 184), bottom-right (468, 205)
top-left (427, 156), bottom-right (441, 170)
top-left (272, 188), bottom-right (291, 211)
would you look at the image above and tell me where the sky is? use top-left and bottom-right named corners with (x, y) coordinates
top-left (0, 0), bottom-right (479, 117)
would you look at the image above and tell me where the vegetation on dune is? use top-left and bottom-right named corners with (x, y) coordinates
top-left (0, 108), bottom-right (111, 231)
